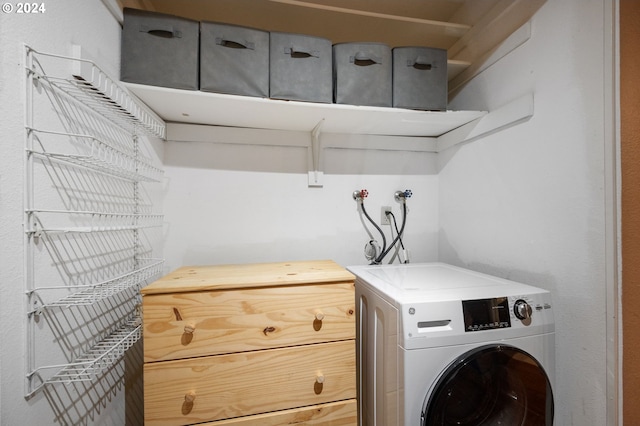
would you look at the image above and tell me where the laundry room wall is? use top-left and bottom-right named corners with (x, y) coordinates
top-left (441, 0), bottom-right (615, 424)
top-left (161, 134), bottom-right (440, 271)
top-left (0, 0), bottom-right (619, 425)
top-left (0, 0), bottom-right (163, 424)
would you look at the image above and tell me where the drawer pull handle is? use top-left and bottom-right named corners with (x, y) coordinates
top-left (314, 374), bottom-right (325, 394)
top-left (313, 312), bottom-right (324, 331)
top-left (182, 391), bottom-right (196, 415)
top-left (184, 324), bottom-right (196, 334)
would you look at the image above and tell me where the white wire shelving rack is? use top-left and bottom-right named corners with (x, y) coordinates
top-left (29, 128), bottom-right (164, 182)
top-left (24, 45), bottom-right (166, 398)
top-left (27, 257), bottom-right (165, 313)
top-left (27, 316), bottom-right (143, 390)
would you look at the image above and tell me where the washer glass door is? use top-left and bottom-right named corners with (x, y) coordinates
top-left (421, 344), bottom-right (553, 426)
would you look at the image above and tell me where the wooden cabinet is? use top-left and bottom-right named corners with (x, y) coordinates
top-left (141, 260), bottom-right (357, 425)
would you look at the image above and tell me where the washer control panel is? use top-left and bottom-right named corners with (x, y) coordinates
top-left (508, 293), bottom-right (553, 326)
top-left (462, 297), bottom-right (511, 332)
top-left (513, 298), bottom-right (533, 320)
top-left (400, 290), bottom-right (553, 349)
top-left (462, 294), bottom-right (553, 332)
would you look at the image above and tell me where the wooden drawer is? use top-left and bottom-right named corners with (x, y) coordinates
top-left (199, 400), bottom-right (357, 425)
top-left (143, 282), bottom-right (355, 362)
top-left (144, 340), bottom-right (356, 426)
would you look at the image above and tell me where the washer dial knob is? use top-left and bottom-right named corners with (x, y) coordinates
top-left (514, 299), bottom-right (533, 321)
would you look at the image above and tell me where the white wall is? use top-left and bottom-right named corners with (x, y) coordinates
top-left (161, 135), bottom-right (440, 271)
top-left (0, 1), bottom-right (161, 424)
top-left (0, 0), bottom-right (616, 424)
top-left (162, 2), bottom-right (616, 424)
top-left (443, 0), bottom-right (614, 424)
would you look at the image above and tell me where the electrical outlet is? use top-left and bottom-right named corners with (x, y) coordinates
top-left (381, 206), bottom-right (392, 225)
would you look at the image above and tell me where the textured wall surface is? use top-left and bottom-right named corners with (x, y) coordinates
top-left (0, 2), bottom-right (163, 424)
top-left (444, 1), bottom-right (614, 424)
top-left (161, 138), bottom-right (440, 271)
top-left (0, 0), bottom-right (620, 424)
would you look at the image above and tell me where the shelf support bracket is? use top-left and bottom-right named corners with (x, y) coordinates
top-left (308, 119), bottom-right (325, 187)
top-left (436, 93), bottom-right (534, 152)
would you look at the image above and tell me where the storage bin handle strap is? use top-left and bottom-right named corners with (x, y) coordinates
top-left (407, 56), bottom-right (433, 70)
top-left (284, 46), bottom-right (319, 58)
top-left (350, 52), bottom-right (382, 66)
top-left (215, 37), bottom-right (255, 50)
top-left (139, 24), bottom-right (182, 38)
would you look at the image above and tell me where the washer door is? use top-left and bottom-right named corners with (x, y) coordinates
top-left (421, 344), bottom-right (553, 426)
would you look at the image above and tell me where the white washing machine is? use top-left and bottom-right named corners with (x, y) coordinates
top-left (348, 262), bottom-right (555, 426)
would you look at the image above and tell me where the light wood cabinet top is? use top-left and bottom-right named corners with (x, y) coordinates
top-left (141, 259), bottom-right (355, 295)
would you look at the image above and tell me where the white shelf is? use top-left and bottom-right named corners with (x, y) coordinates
top-left (29, 128), bottom-right (163, 182)
top-left (124, 83), bottom-right (487, 137)
top-left (30, 258), bottom-right (164, 311)
top-left (123, 83), bottom-right (534, 188)
top-left (29, 316), bottom-right (142, 386)
top-left (27, 210), bottom-right (164, 235)
top-left (28, 47), bottom-right (166, 139)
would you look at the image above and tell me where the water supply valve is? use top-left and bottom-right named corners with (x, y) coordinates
top-left (394, 189), bottom-right (412, 202)
top-left (353, 189), bottom-right (369, 201)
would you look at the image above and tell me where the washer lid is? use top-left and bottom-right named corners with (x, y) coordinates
top-left (348, 262), bottom-right (546, 304)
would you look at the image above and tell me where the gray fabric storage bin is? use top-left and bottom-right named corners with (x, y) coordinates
top-left (200, 22), bottom-right (269, 97)
top-left (392, 47), bottom-right (448, 111)
top-left (121, 8), bottom-right (199, 90)
top-left (333, 43), bottom-right (392, 107)
top-left (270, 32), bottom-right (332, 103)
